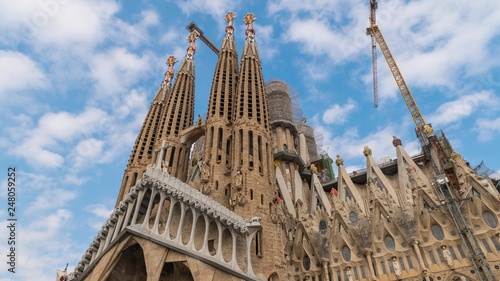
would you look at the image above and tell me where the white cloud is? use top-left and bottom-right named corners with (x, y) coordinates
top-left (322, 99), bottom-right (357, 125)
top-left (173, 0), bottom-right (236, 21)
top-left (12, 107), bottom-right (108, 168)
top-left (0, 50), bottom-right (47, 97)
top-left (26, 189), bottom-right (78, 213)
top-left (475, 117), bottom-right (500, 142)
top-left (112, 10), bottom-right (160, 47)
top-left (314, 122), bottom-right (420, 168)
top-left (85, 203), bottom-right (113, 230)
top-left (427, 91), bottom-right (498, 127)
top-left (0, 0), bottom-right (119, 49)
top-left (89, 48), bottom-right (156, 96)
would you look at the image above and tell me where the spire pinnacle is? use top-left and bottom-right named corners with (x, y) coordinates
top-left (241, 13), bottom-right (259, 60)
top-left (186, 31), bottom-right (198, 60)
top-left (225, 11), bottom-right (236, 36)
top-left (243, 13), bottom-right (256, 41)
top-left (162, 55), bottom-right (178, 88)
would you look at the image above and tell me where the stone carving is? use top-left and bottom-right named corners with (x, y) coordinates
top-left (442, 245), bottom-right (454, 268)
top-left (234, 170), bottom-right (243, 190)
top-left (162, 160), bottom-right (168, 173)
top-left (335, 155), bottom-right (344, 167)
top-left (200, 161), bottom-right (210, 183)
top-left (237, 192), bottom-right (246, 206)
top-left (201, 184), bottom-right (211, 195)
top-left (346, 266), bottom-right (354, 281)
top-left (310, 164), bottom-right (317, 174)
top-left (392, 135), bottom-right (402, 147)
top-left (363, 146), bottom-right (372, 156)
top-left (392, 256), bottom-right (402, 278)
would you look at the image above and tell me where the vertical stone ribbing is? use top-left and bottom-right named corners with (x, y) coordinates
top-left (155, 33), bottom-right (197, 182)
top-left (116, 56), bottom-right (178, 206)
top-left (202, 12), bottom-right (239, 208)
top-left (230, 13), bottom-right (283, 278)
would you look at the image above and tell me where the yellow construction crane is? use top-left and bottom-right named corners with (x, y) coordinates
top-left (366, 0), bottom-right (428, 145)
top-left (366, 1), bottom-right (496, 280)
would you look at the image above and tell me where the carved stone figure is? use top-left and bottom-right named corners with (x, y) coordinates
top-left (335, 155), bottom-right (344, 167)
top-left (310, 164), bottom-right (317, 174)
top-left (392, 135), bottom-right (402, 147)
top-left (229, 196), bottom-right (237, 208)
top-left (392, 256), bottom-right (402, 277)
top-left (201, 161), bottom-right (210, 183)
top-left (234, 170), bottom-right (243, 190)
top-left (363, 146), bottom-right (372, 156)
top-left (201, 184), bottom-right (210, 195)
top-left (346, 266), bottom-right (354, 281)
top-left (442, 245), bottom-right (454, 268)
top-left (197, 114), bottom-right (202, 126)
top-left (162, 160), bottom-right (169, 173)
top-left (237, 192), bottom-right (245, 206)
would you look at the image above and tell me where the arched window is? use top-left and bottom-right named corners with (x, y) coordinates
top-left (303, 254), bottom-right (311, 270)
top-left (483, 211), bottom-right (498, 228)
top-left (342, 246), bottom-right (351, 261)
top-left (385, 235), bottom-right (395, 252)
top-left (431, 224), bottom-right (444, 241)
top-left (319, 220), bottom-right (327, 232)
top-left (349, 212), bottom-right (358, 223)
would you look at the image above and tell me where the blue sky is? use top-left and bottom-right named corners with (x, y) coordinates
top-left (0, 0), bottom-right (499, 280)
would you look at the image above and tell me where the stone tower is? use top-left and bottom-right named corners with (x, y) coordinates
top-left (116, 56), bottom-right (177, 205)
top-left (154, 32), bottom-right (198, 182)
top-left (200, 11), bottom-right (239, 207)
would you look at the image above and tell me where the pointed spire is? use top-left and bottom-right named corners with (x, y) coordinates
top-left (242, 13), bottom-right (260, 60)
top-left (221, 11), bottom-right (237, 50)
top-left (153, 55), bottom-right (177, 103)
top-left (178, 31), bottom-right (198, 75)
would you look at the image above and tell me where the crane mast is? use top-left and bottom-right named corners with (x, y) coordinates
top-left (368, 0), bottom-right (378, 108)
top-left (366, 1), bottom-right (495, 280)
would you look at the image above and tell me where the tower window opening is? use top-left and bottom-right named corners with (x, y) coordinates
top-left (248, 131), bottom-right (253, 156)
top-left (218, 128), bottom-right (223, 150)
top-left (250, 189), bottom-right (253, 200)
top-left (258, 136), bottom-right (262, 161)
top-left (255, 230), bottom-right (263, 257)
top-left (260, 194), bottom-right (264, 205)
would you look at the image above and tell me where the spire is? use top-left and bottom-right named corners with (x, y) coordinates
top-left (230, 13), bottom-right (274, 216)
top-left (153, 56), bottom-right (178, 103)
top-left (155, 32), bottom-right (197, 181)
top-left (200, 11), bottom-right (240, 208)
top-left (115, 55), bottom-right (177, 205)
top-left (221, 11), bottom-right (237, 51)
top-left (241, 13), bottom-right (260, 61)
top-left (177, 31), bottom-right (198, 75)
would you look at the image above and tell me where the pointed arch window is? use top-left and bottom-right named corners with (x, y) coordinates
top-left (342, 246), bottom-right (351, 261)
top-left (385, 235), bottom-right (395, 252)
top-left (483, 211), bottom-right (498, 228)
top-left (431, 224), bottom-right (444, 241)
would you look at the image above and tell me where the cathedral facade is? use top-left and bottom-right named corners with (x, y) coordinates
top-left (70, 12), bottom-right (500, 281)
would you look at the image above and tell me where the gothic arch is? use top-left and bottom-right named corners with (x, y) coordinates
top-left (105, 242), bottom-right (147, 281)
top-left (158, 261), bottom-right (194, 281)
top-left (444, 272), bottom-right (474, 281)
